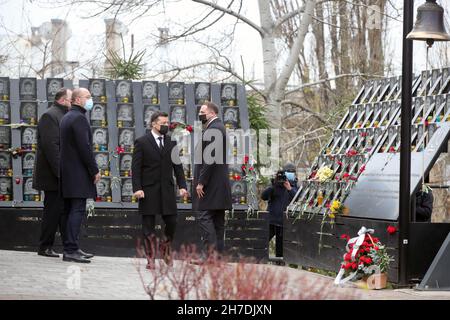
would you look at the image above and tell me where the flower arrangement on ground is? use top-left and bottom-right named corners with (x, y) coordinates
top-left (334, 227), bottom-right (394, 288)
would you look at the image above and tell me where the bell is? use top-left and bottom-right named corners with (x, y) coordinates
top-left (407, 0), bottom-right (450, 47)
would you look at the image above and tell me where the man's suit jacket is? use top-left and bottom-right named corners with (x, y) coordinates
top-left (193, 118), bottom-right (232, 211)
top-left (33, 102), bottom-right (67, 191)
top-left (60, 105), bottom-right (99, 198)
top-left (132, 132), bottom-right (187, 215)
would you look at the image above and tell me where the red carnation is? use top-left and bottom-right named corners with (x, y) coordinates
top-left (244, 155), bottom-right (249, 164)
top-left (241, 165), bottom-right (247, 171)
top-left (340, 234), bottom-right (350, 241)
top-left (186, 125), bottom-right (193, 132)
top-left (249, 167), bottom-right (254, 171)
top-left (389, 146), bottom-right (396, 153)
top-left (234, 175), bottom-right (241, 181)
top-left (387, 225), bottom-right (397, 235)
top-left (351, 262), bottom-right (358, 270)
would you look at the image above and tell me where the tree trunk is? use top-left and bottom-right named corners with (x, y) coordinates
top-left (368, 0), bottom-right (385, 76)
top-left (312, 1), bottom-right (328, 112)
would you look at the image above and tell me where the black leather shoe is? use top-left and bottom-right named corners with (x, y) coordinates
top-left (77, 249), bottom-right (94, 259)
top-left (63, 252), bottom-right (91, 263)
top-left (37, 248), bottom-right (60, 258)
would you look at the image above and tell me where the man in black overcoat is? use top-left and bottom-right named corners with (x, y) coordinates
top-left (60, 88), bottom-right (100, 263)
top-left (132, 111), bottom-right (188, 268)
top-left (33, 88), bottom-right (72, 258)
top-left (194, 102), bottom-right (232, 257)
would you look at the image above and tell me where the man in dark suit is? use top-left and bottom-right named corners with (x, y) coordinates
top-left (194, 102), bottom-right (232, 258)
top-left (132, 111), bottom-right (188, 269)
top-left (60, 88), bottom-right (100, 263)
top-left (34, 88), bottom-right (72, 258)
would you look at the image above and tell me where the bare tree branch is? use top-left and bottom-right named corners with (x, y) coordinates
top-left (191, 0), bottom-right (265, 36)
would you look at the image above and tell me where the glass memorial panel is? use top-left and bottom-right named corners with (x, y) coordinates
top-left (117, 103), bottom-right (134, 127)
top-left (142, 81), bottom-right (159, 104)
top-left (119, 153), bottom-right (133, 177)
top-left (194, 82), bottom-right (211, 105)
top-left (46, 78), bottom-right (64, 101)
top-left (121, 178), bottom-right (134, 202)
top-left (168, 82), bottom-right (185, 104)
top-left (0, 177), bottom-right (12, 201)
top-left (89, 103), bottom-right (107, 126)
top-left (0, 101), bottom-right (10, 124)
top-left (116, 80), bottom-right (133, 103)
top-left (0, 77), bottom-right (10, 101)
top-left (92, 128), bottom-right (108, 152)
top-left (22, 152), bottom-right (35, 176)
top-left (118, 128), bottom-right (134, 152)
top-left (96, 178), bottom-right (112, 201)
top-left (143, 105), bottom-right (160, 127)
top-left (21, 127), bottom-right (37, 148)
top-left (19, 78), bottom-right (37, 100)
top-left (23, 177), bottom-right (40, 201)
top-left (169, 105), bottom-right (186, 124)
top-left (223, 107), bottom-right (240, 129)
top-left (89, 79), bottom-right (106, 102)
top-left (20, 102), bottom-right (38, 125)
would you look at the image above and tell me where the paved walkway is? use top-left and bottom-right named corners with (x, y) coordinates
top-left (0, 250), bottom-right (449, 300)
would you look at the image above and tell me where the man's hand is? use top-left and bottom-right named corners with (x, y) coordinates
top-left (196, 184), bottom-right (205, 198)
top-left (94, 173), bottom-right (101, 184)
top-left (283, 180), bottom-right (292, 191)
top-left (134, 190), bottom-right (145, 199)
top-left (179, 188), bottom-right (189, 198)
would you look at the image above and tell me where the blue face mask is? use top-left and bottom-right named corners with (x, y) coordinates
top-left (285, 172), bottom-right (296, 181)
top-left (84, 98), bottom-right (94, 111)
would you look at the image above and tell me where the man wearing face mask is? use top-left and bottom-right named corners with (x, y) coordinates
top-left (193, 102), bottom-right (232, 261)
top-left (261, 163), bottom-right (298, 259)
top-left (132, 111), bottom-right (188, 269)
top-left (34, 88), bottom-right (72, 258)
top-left (60, 88), bottom-right (100, 263)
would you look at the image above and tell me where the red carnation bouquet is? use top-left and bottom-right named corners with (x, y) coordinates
top-left (334, 227), bottom-right (394, 285)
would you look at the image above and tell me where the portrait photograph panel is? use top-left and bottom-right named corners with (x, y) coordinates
top-left (168, 82), bottom-right (185, 102)
top-left (23, 177), bottom-right (39, 195)
top-left (119, 153), bottom-right (133, 174)
top-left (89, 79), bottom-right (106, 98)
top-left (96, 178), bottom-right (111, 198)
top-left (46, 78), bottom-right (64, 100)
top-left (0, 152), bottom-right (11, 170)
top-left (89, 103), bottom-right (107, 125)
top-left (22, 152), bottom-right (36, 174)
top-left (231, 180), bottom-right (247, 204)
top-left (118, 128), bottom-right (134, 147)
top-left (0, 77), bottom-right (10, 98)
top-left (92, 128), bottom-right (108, 146)
top-left (170, 105), bottom-right (186, 124)
top-left (116, 80), bottom-right (133, 102)
top-left (143, 105), bottom-right (160, 127)
top-left (0, 101), bottom-right (10, 124)
top-left (142, 81), bottom-right (159, 102)
top-left (223, 107), bottom-right (240, 129)
top-left (0, 126), bottom-right (11, 146)
top-left (21, 127), bottom-right (37, 146)
top-left (0, 177), bottom-right (12, 196)
top-left (117, 103), bottom-right (134, 126)
top-left (121, 178), bottom-right (134, 201)
top-left (19, 78), bottom-right (37, 100)
top-left (20, 102), bottom-right (38, 123)
top-left (221, 83), bottom-right (237, 105)
top-left (194, 82), bottom-right (211, 105)
top-left (94, 152), bottom-right (110, 171)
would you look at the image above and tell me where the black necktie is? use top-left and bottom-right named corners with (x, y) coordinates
top-left (157, 136), bottom-right (163, 151)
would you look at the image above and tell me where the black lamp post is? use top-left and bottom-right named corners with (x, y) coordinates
top-left (399, 0), bottom-right (450, 286)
